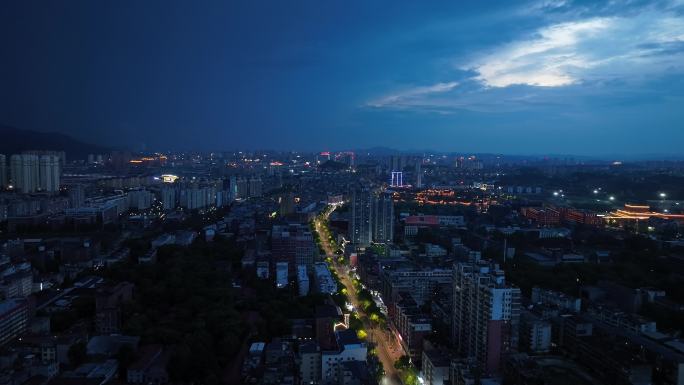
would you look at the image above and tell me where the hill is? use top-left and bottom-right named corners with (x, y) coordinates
top-left (0, 126), bottom-right (111, 160)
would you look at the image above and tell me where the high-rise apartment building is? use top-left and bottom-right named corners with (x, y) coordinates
top-left (350, 189), bottom-right (395, 246)
top-left (161, 187), bottom-right (176, 211)
top-left (372, 192), bottom-right (394, 243)
top-left (249, 177), bottom-right (262, 197)
top-left (180, 186), bottom-right (215, 210)
top-left (68, 184), bottom-right (86, 208)
top-left (127, 189), bottom-right (153, 210)
top-left (38, 155), bottom-right (61, 192)
top-left (10, 154), bottom-right (39, 193)
top-left (452, 258), bottom-right (521, 374)
top-left (235, 177), bottom-right (262, 199)
top-left (415, 161), bottom-right (423, 189)
top-left (391, 171), bottom-right (403, 187)
top-left (0, 154), bottom-right (7, 188)
top-left (349, 189), bottom-right (373, 246)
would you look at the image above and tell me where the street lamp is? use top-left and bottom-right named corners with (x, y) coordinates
top-left (609, 196), bottom-right (615, 201)
top-left (659, 192), bottom-right (667, 198)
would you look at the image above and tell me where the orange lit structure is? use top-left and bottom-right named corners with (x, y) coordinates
top-left (604, 204), bottom-right (684, 222)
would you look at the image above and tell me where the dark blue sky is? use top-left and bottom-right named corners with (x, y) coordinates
top-left (2, 0), bottom-right (683, 155)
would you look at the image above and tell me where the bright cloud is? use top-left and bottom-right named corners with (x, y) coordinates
top-left (367, 1), bottom-right (684, 113)
top-left (468, 9), bottom-right (684, 88)
top-left (366, 82), bottom-right (459, 108)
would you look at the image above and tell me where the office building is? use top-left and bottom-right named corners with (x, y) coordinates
top-left (452, 259), bottom-right (521, 374)
top-left (372, 192), bottom-right (394, 243)
top-left (391, 171), bottom-right (403, 187)
top-left (349, 189), bottom-right (372, 246)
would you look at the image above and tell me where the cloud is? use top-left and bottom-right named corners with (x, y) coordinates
top-left (366, 82), bottom-right (459, 108)
top-left (366, 1), bottom-right (684, 114)
top-left (467, 8), bottom-right (684, 88)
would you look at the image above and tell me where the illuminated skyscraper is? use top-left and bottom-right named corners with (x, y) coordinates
top-left (391, 171), bottom-right (403, 187)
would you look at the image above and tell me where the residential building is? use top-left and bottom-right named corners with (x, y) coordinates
top-left (272, 224), bottom-right (317, 269)
top-left (11, 154), bottom-right (39, 193)
top-left (276, 262), bottom-right (289, 289)
top-left (452, 259), bottom-right (521, 374)
top-left (321, 329), bottom-right (367, 385)
top-left (313, 263), bottom-right (337, 295)
top-left (519, 312), bottom-right (552, 354)
top-left (0, 154), bottom-right (7, 188)
top-left (299, 341), bottom-right (321, 385)
top-left (297, 265), bottom-right (309, 296)
top-left (39, 154), bottom-right (60, 192)
top-left (372, 192), bottom-right (394, 244)
top-left (161, 187), bottom-right (176, 211)
top-left (349, 189), bottom-right (372, 246)
top-left (0, 299), bottom-right (29, 346)
top-left (422, 350), bottom-right (450, 385)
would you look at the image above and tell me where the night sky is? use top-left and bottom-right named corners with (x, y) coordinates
top-left (2, 0), bottom-right (684, 155)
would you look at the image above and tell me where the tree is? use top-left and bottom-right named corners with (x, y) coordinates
top-left (68, 342), bottom-right (87, 367)
top-left (394, 355), bottom-right (411, 370)
top-left (116, 344), bottom-right (137, 378)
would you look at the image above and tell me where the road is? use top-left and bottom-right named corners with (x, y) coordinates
top-left (314, 207), bottom-right (404, 385)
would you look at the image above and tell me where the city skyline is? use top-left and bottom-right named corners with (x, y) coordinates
top-left (3, 2), bottom-right (684, 385)
top-left (3, 0), bottom-right (684, 155)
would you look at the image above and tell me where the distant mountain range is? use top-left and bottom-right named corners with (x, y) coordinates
top-left (0, 126), bottom-right (111, 160)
